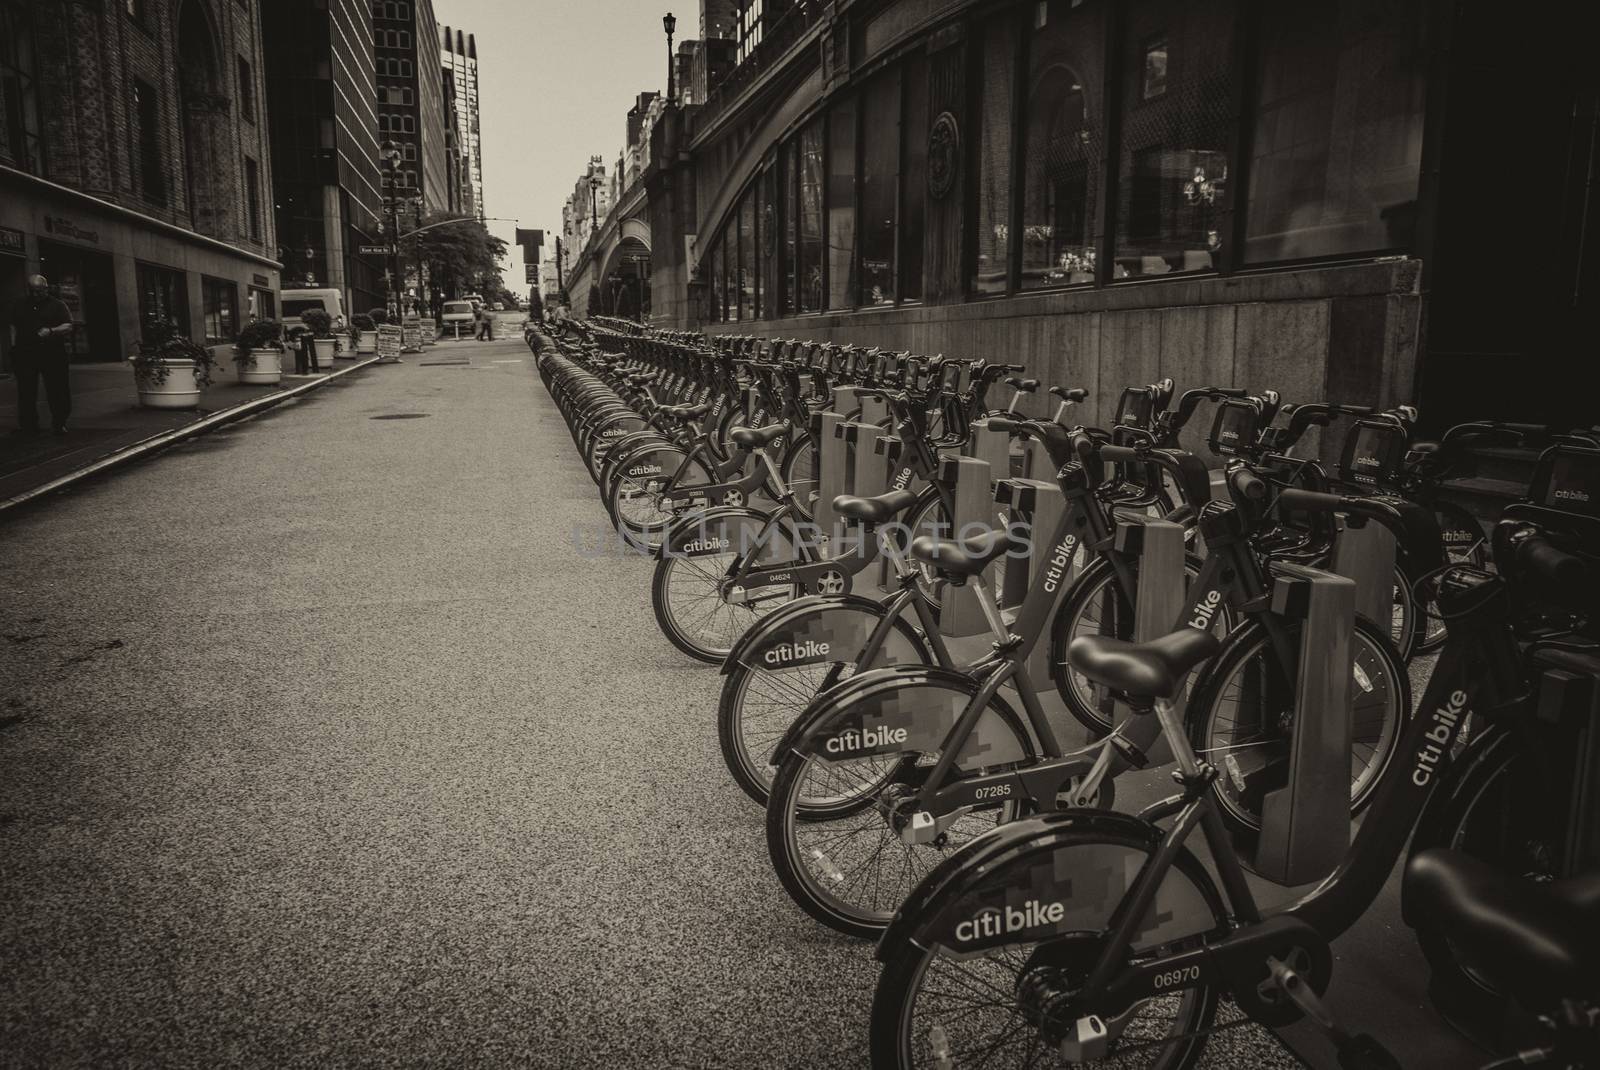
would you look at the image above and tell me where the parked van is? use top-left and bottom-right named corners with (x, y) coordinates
top-left (280, 288), bottom-right (347, 337)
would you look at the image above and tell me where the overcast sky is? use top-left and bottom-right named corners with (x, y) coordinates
top-left (434, 0), bottom-right (674, 291)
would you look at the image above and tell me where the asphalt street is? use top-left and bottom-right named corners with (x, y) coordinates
top-left (0, 326), bottom-right (1306, 1068)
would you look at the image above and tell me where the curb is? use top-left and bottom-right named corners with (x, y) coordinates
top-left (0, 355), bottom-right (383, 516)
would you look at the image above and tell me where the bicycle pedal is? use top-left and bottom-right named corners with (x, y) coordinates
top-left (1058, 1015), bottom-right (1109, 1061)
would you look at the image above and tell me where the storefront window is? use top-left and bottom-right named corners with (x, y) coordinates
top-left (1243, 1), bottom-right (1426, 263)
top-left (247, 286), bottom-right (275, 322)
top-left (797, 120), bottom-right (824, 312)
top-left (739, 188), bottom-right (756, 321)
top-left (859, 70), bottom-right (899, 306)
top-left (760, 165), bottom-right (779, 319)
top-left (1020, 0), bottom-right (1106, 290)
top-left (723, 229), bottom-right (736, 321)
top-left (136, 261), bottom-right (188, 342)
top-left (202, 276), bottom-right (237, 345)
top-left (0, 2), bottom-right (43, 175)
top-left (708, 241), bottom-right (723, 323)
top-left (1113, 0), bottom-right (1235, 278)
top-left (972, 19), bottom-right (1018, 294)
top-left (899, 52), bottom-right (928, 302)
top-left (827, 97), bottom-right (857, 309)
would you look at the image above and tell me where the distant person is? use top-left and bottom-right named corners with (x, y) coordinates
top-left (475, 304), bottom-right (492, 341)
top-left (6, 274), bottom-right (73, 435)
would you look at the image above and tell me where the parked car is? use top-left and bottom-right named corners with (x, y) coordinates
top-left (440, 300), bottom-right (475, 336)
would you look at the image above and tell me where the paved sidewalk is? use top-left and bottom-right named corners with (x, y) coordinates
top-left (0, 355), bottom-right (366, 503)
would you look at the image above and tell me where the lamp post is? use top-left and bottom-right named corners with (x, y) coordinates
top-left (380, 140), bottom-right (403, 318)
top-left (589, 173), bottom-right (601, 236)
top-left (663, 12), bottom-right (676, 103)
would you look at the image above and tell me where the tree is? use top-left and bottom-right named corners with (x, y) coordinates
top-left (526, 289), bottom-right (545, 320)
top-left (401, 214), bottom-right (507, 299)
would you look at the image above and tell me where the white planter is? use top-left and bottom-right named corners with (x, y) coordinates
top-left (356, 330), bottom-right (378, 354)
top-left (237, 348), bottom-right (283, 385)
top-left (134, 358), bottom-right (203, 409)
top-left (312, 337), bottom-right (337, 368)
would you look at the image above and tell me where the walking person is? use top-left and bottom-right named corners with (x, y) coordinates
top-left (474, 303), bottom-right (492, 342)
top-left (6, 274), bottom-right (74, 435)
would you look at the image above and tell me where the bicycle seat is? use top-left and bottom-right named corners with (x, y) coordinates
top-left (660, 403), bottom-right (709, 420)
top-left (627, 373), bottom-right (656, 387)
top-left (1066, 629), bottom-right (1220, 701)
top-left (728, 422), bottom-right (788, 449)
top-left (909, 529), bottom-right (1020, 577)
top-left (832, 488), bottom-right (919, 525)
top-left (1404, 849), bottom-right (1600, 1004)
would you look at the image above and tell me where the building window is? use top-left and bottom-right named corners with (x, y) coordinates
top-left (781, 141), bottom-right (796, 316)
top-left (378, 113), bottom-right (389, 133)
top-left (137, 262), bottom-right (188, 342)
top-left (202, 276), bottom-right (238, 344)
top-left (796, 119), bottom-right (824, 313)
top-left (237, 56), bottom-right (254, 123)
top-left (397, 2), bottom-right (408, 17)
top-left (403, 143), bottom-right (415, 161)
top-left (707, 240), bottom-right (724, 322)
top-left (827, 97), bottom-right (856, 309)
top-left (972, 19), bottom-right (1017, 295)
top-left (247, 286), bottom-right (275, 322)
top-left (1019, 0), bottom-right (1106, 291)
top-left (245, 157), bottom-right (262, 240)
top-left (400, 60), bottom-right (412, 77)
top-left (859, 69), bottom-right (900, 306)
top-left (737, 0), bottom-right (763, 64)
top-left (398, 31), bottom-right (410, 48)
top-left (0, 2), bottom-right (43, 175)
top-left (738, 188), bottom-right (756, 321)
top-left (899, 51), bottom-right (928, 302)
top-left (1112, 2), bottom-right (1235, 279)
top-left (133, 78), bottom-right (165, 204)
top-left (1243, 1), bottom-right (1426, 264)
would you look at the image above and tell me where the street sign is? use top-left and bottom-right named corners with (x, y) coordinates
top-left (357, 244), bottom-right (394, 256)
top-left (525, 264), bottom-right (538, 284)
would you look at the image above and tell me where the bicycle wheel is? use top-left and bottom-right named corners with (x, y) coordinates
top-left (765, 684), bottom-right (1035, 939)
top-left (1388, 564), bottom-right (1424, 662)
top-left (780, 435), bottom-right (819, 524)
top-left (651, 524), bottom-right (798, 663)
top-left (1048, 556), bottom-right (1233, 737)
top-left (1188, 617), bottom-right (1409, 833)
top-left (870, 824), bottom-right (1225, 1070)
top-left (719, 609), bottom-right (931, 807)
top-left (608, 447), bottom-right (715, 543)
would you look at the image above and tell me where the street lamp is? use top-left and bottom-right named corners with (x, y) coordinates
top-left (380, 139), bottom-right (404, 317)
top-left (589, 173), bottom-right (601, 236)
top-left (663, 12), bottom-right (676, 103)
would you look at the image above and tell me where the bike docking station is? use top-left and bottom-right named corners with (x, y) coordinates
top-left (811, 384), bottom-right (856, 542)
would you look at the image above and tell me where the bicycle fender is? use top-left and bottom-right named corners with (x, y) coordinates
top-left (657, 506), bottom-right (778, 562)
top-left (875, 809), bottom-right (1216, 962)
top-left (719, 593), bottom-right (885, 675)
top-left (780, 666), bottom-right (1033, 774)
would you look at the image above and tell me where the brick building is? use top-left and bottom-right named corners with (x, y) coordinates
top-left (0, 0), bottom-right (280, 371)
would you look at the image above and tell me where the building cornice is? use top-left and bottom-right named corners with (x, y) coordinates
top-left (0, 165), bottom-right (284, 271)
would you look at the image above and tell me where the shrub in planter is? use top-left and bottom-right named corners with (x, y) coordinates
top-left (130, 323), bottom-right (219, 388)
top-left (234, 319), bottom-right (284, 366)
top-left (369, 307), bottom-right (390, 326)
top-left (349, 312), bottom-right (376, 344)
top-left (301, 307), bottom-right (334, 338)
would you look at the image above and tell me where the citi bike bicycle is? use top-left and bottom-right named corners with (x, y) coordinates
top-left (864, 444), bottom-right (1598, 1070)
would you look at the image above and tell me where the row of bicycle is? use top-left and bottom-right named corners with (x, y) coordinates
top-left (533, 319), bottom-right (1600, 1070)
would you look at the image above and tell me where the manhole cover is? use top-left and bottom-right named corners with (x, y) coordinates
top-left (370, 413), bottom-right (430, 420)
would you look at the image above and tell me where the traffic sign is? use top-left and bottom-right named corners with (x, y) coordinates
top-left (357, 244), bottom-right (394, 256)
top-left (525, 264), bottom-right (538, 284)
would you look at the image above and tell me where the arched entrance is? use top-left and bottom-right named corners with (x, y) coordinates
top-left (600, 235), bottom-right (651, 320)
top-left (176, 1), bottom-right (229, 238)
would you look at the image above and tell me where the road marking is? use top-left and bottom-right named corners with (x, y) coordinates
top-left (491, 359), bottom-right (524, 364)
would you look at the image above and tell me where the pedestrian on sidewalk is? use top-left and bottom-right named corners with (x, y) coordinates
top-left (5, 274), bottom-right (73, 435)
top-left (475, 304), bottom-right (492, 342)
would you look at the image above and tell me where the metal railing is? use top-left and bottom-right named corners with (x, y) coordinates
top-left (697, 0), bottom-right (822, 130)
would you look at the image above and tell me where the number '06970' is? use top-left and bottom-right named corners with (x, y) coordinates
top-left (1153, 966), bottom-right (1201, 989)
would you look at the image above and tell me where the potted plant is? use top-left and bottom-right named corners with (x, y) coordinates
top-left (129, 323), bottom-right (219, 409)
top-left (301, 308), bottom-right (336, 369)
top-left (369, 306), bottom-right (390, 326)
top-left (233, 319), bottom-right (285, 385)
top-left (350, 312), bottom-right (378, 355)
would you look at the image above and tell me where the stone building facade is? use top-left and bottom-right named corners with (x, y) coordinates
top-left (0, 0), bottom-right (280, 370)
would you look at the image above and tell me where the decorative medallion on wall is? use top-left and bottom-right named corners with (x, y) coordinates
top-left (928, 111), bottom-right (960, 200)
top-left (762, 203), bottom-right (777, 255)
